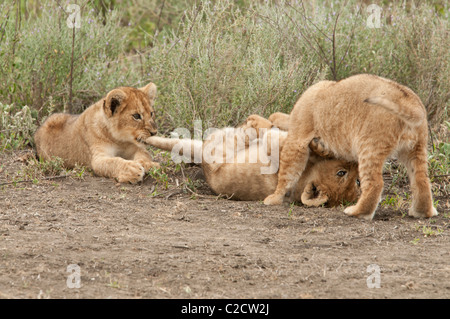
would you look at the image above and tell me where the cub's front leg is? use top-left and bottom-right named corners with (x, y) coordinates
top-left (91, 152), bottom-right (145, 184)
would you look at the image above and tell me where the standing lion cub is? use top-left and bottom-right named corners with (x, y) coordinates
top-left (34, 83), bottom-right (160, 183)
top-left (264, 74), bottom-right (438, 220)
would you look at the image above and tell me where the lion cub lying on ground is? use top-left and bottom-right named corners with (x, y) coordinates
top-left (143, 114), bottom-right (361, 207)
top-left (34, 83), bottom-right (160, 183)
top-left (264, 74), bottom-right (438, 220)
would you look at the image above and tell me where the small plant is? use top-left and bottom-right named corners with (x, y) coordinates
top-left (107, 279), bottom-right (121, 289)
top-left (0, 103), bottom-right (36, 150)
top-left (184, 176), bottom-right (203, 193)
top-left (288, 202), bottom-right (295, 218)
top-left (381, 193), bottom-right (407, 211)
top-left (104, 270), bottom-right (121, 289)
top-left (71, 165), bottom-right (87, 180)
top-left (21, 156), bottom-right (65, 180)
top-left (428, 140), bottom-right (450, 179)
top-left (150, 185), bottom-right (160, 197)
top-left (146, 167), bottom-right (169, 189)
top-left (415, 223), bottom-right (444, 238)
top-left (381, 195), bottom-right (397, 207)
top-left (421, 225), bottom-right (444, 237)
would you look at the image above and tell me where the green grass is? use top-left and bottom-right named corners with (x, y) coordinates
top-left (142, 0), bottom-right (449, 132)
top-left (381, 194), bottom-right (402, 210)
top-left (420, 225), bottom-right (444, 237)
top-left (288, 202), bottom-right (295, 218)
top-left (0, 155), bottom-right (88, 187)
top-left (428, 133), bottom-right (450, 179)
top-left (15, 156), bottom-right (67, 185)
top-left (146, 166), bottom-right (170, 189)
top-left (0, 102), bottom-right (36, 150)
top-left (1, 0), bottom-right (448, 135)
top-left (0, 0), bottom-right (137, 115)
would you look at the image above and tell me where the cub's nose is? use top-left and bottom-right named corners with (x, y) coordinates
top-left (150, 130), bottom-right (157, 136)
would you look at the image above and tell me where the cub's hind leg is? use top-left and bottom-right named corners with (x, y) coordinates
top-left (399, 143), bottom-right (438, 218)
top-left (34, 113), bottom-right (73, 162)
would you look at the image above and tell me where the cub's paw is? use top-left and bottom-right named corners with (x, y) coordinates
top-left (244, 115), bottom-right (273, 133)
top-left (116, 161), bottom-right (145, 184)
top-left (268, 112), bottom-right (289, 129)
top-left (408, 206), bottom-right (438, 218)
top-left (263, 194), bottom-right (284, 206)
top-left (138, 159), bottom-right (160, 172)
top-left (343, 205), bottom-right (375, 221)
top-left (309, 137), bottom-right (332, 158)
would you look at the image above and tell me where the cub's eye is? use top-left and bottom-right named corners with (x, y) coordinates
top-left (132, 113), bottom-right (142, 120)
top-left (356, 179), bottom-right (361, 187)
top-left (336, 170), bottom-right (347, 177)
top-left (151, 111), bottom-right (155, 117)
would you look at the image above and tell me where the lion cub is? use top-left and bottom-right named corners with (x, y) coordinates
top-left (143, 114), bottom-right (361, 206)
top-left (264, 74), bottom-right (438, 220)
top-left (34, 83), bottom-right (160, 183)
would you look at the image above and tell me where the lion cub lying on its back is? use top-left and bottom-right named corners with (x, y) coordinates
top-left (34, 83), bottom-right (160, 183)
top-left (143, 114), bottom-right (361, 207)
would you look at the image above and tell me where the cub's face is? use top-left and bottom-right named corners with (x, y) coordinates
top-left (301, 160), bottom-right (361, 207)
top-left (103, 83), bottom-right (158, 144)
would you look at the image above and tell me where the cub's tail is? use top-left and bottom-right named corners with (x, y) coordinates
top-left (142, 136), bottom-right (203, 162)
top-left (364, 96), bottom-right (426, 127)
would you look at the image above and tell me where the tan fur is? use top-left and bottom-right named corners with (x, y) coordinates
top-left (264, 74), bottom-right (438, 220)
top-left (144, 114), bottom-right (361, 206)
top-left (268, 112), bottom-right (290, 131)
top-left (267, 113), bottom-right (333, 159)
top-left (34, 83), bottom-right (159, 183)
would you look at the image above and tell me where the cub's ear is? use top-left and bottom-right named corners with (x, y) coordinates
top-left (104, 89), bottom-right (127, 117)
top-left (139, 82), bottom-right (157, 100)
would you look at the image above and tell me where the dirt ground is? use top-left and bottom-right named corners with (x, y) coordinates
top-left (0, 150), bottom-right (449, 299)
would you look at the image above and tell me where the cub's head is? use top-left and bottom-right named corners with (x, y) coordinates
top-left (103, 82), bottom-right (158, 143)
top-left (301, 160), bottom-right (361, 207)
